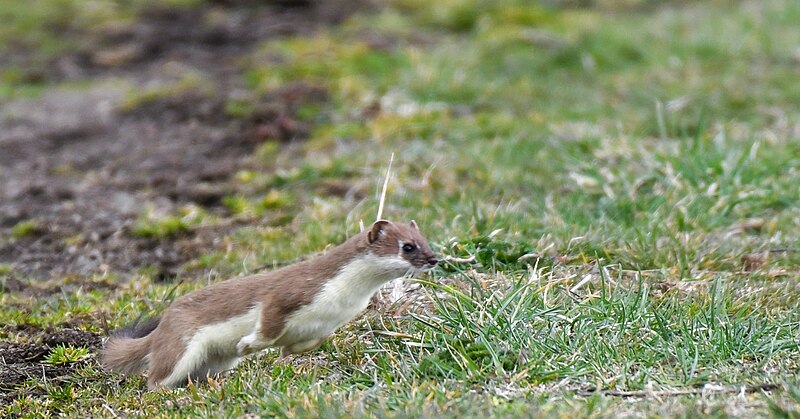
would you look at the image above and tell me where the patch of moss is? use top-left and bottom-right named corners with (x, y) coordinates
top-left (119, 72), bottom-right (211, 112)
top-left (10, 219), bottom-right (43, 238)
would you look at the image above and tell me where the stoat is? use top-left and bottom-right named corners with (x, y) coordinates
top-left (102, 220), bottom-right (437, 389)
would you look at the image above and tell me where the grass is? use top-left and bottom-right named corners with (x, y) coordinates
top-left (2, 0), bottom-right (800, 417)
top-left (45, 345), bottom-right (91, 366)
top-left (118, 71), bottom-right (213, 113)
top-left (9, 219), bottom-right (42, 239)
top-left (130, 205), bottom-right (217, 239)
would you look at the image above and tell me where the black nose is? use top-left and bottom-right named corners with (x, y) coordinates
top-left (428, 256), bottom-right (438, 266)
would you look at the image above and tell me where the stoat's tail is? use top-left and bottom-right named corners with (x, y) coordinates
top-left (102, 317), bottom-right (160, 374)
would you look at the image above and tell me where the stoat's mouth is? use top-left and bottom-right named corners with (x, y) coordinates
top-left (404, 264), bottom-right (436, 278)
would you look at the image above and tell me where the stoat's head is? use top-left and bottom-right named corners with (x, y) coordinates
top-left (367, 219), bottom-right (438, 274)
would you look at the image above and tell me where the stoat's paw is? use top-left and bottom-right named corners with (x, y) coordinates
top-left (236, 334), bottom-right (257, 356)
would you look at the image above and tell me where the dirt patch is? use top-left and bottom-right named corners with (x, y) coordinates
top-left (0, 1), bottom-right (341, 284)
top-left (0, 325), bottom-right (105, 405)
top-left (1, 0), bottom-right (370, 86)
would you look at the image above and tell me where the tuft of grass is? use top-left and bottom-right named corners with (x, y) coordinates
top-left (130, 206), bottom-right (215, 239)
top-left (10, 219), bottom-right (43, 238)
top-left (409, 270), bottom-right (800, 388)
top-left (45, 344), bottom-right (91, 365)
top-left (131, 215), bottom-right (190, 239)
top-left (0, 264), bottom-right (13, 276)
top-left (118, 71), bottom-right (212, 112)
top-left (223, 190), bottom-right (294, 217)
top-left (247, 36), bottom-right (408, 97)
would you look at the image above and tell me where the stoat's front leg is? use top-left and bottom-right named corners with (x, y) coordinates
top-left (280, 339), bottom-right (324, 358)
top-left (236, 330), bottom-right (272, 356)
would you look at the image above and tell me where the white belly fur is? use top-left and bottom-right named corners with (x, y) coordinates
top-left (277, 253), bottom-right (412, 346)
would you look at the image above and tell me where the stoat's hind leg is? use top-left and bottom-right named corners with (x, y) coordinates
top-left (147, 332), bottom-right (196, 389)
top-left (184, 355), bottom-right (241, 385)
top-left (205, 356), bottom-right (241, 376)
top-left (153, 338), bottom-right (211, 389)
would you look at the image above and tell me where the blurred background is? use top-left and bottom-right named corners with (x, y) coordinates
top-left (2, 0), bottom-right (797, 283)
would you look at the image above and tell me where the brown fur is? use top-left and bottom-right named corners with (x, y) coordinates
top-left (102, 220), bottom-right (436, 388)
top-left (102, 334), bottom-right (153, 375)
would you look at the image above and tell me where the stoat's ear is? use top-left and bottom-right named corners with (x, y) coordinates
top-left (409, 220), bottom-right (418, 230)
top-left (368, 220), bottom-right (391, 244)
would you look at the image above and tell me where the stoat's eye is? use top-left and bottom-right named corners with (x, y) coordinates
top-left (402, 243), bottom-right (416, 252)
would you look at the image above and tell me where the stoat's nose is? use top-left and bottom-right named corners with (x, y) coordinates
top-left (427, 256), bottom-right (439, 266)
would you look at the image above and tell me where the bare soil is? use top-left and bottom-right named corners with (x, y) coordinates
top-left (0, 324), bottom-right (106, 405)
